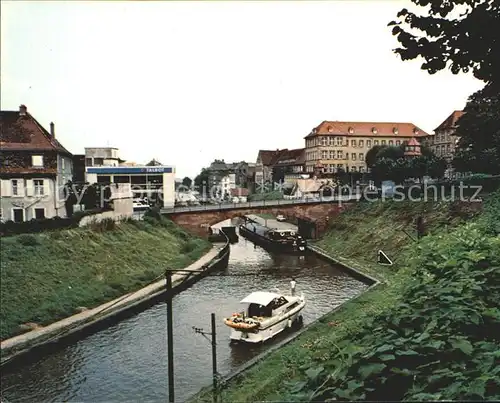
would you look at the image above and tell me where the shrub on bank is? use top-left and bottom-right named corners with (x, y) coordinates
top-left (0, 208), bottom-right (109, 237)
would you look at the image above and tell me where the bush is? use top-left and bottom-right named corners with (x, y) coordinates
top-left (0, 208), bottom-right (107, 237)
top-left (284, 198), bottom-right (500, 402)
top-left (17, 234), bottom-right (39, 246)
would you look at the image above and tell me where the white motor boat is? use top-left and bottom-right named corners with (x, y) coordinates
top-left (224, 286), bottom-right (305, 343)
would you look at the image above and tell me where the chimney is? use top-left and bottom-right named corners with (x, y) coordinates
top-left (50, 122), bottom-right (55, 138)
top-left (19, 104), bottom-right (27, 116)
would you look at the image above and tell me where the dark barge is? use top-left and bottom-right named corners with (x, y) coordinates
top-left (239, 217), bottom-right (307, 254)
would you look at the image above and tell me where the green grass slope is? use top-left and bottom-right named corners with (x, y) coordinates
top-left (191, 197), bottom-right (489, 403)
top-left (0, 217), bottom-right (211, 340)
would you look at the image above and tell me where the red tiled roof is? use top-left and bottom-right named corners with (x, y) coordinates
top-left (257, 149), bottom-right (288, 166)
top-left (274, 148), bottom-right (305, 166)
top-left (407, 137), bottom-right (421, 146)
top-left (0, 107), bottom-right (72, 155)
top-left (305, 121), bottom-right (429, 138)
top-left (434, 110), bottom-right (465, 132)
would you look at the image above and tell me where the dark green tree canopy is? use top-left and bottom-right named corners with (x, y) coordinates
top-left (182, 176), bottom-right (192, 188)
top-left (453, 86), bottom-right (500, 174)
top-left (389, 0), bottom-right (500, 84)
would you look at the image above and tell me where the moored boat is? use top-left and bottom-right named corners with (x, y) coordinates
top-left (239, 220), bottom-right (307, 254)
top-left (224, 284), bottom-right (305, 343)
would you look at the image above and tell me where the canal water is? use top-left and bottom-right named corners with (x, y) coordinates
top-left (0, 219), bottom-right (368, 403)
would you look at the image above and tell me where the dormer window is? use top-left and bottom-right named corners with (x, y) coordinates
top-left (32, 155), bottom-right (44, 167)
top-left (393, 127), bottom-right (399, 135)
top-left (327, 126), bottom-right (333, 133)
top-left (348, 127), bottom-right (354, 134)
top-left (372, 127), bottom-right (378, 134)
top-left (312, 128), bottom-right (317, 134)
top-left (413, 128), bottom-right (420, 135)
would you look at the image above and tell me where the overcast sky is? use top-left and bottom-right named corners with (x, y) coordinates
top-left (1, 0), bottom-right (483, 178)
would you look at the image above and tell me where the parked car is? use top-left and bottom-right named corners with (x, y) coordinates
top-left (133, 199), bottom-right (149, 211)
top-left (276, 214), bottom-right (286, 222)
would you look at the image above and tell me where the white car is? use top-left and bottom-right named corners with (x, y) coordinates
top-left (276, 214), bottom-right (286, 222)
top-left (133, 199), bottom-right (149, 211)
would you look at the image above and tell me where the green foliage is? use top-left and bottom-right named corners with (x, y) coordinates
top-left (282, 195), bottom-right (500, 402)
top-left (182, 176), bottom-right (193, 188)
top-left (194, 168), bottom-right (210, 190)
top-left (248, 190), bottom-right (284, 201)
top-left (389, 0), bottom-right (500, 84)
top-left (16, 234), bottom-right (39, 247)
top-left (453, 85), bottom-right (500, 175)
top-left (371, 155), bottom-right (447, 184)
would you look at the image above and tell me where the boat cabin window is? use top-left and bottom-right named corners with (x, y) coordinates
top-left (269, 296), bottom-right (288, 310)
top-left (248, 303), bottom-right (272, 318)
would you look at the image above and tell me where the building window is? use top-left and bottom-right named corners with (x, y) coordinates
top-left (374, 140), bottom-right (379, 146)
top-left (348, 127), bottom-right (354, 134)
top-left (34, 180), bottom-right (44, 196)
top-left (13, 208), bottom-right (24, 223)
top-left (11, 180), bottom-right (19, 196)
top-left (389, 140), bottom-right (394, 146)
top-left (396, 140), bottom-right (401, 146)
top-left (34, 208), bottom-right (45, 219)
top-left (372, 127), bottom-right (378, 134)
top-left (329, 150), bottom-right (335, 159)
top-left (359, 153), bottom-right (364, 161)
top-left (351, 166), bottom-right (357, 172)
top-left (351, 153), bottom-right (356, 161)
top-left (381, 140), bottom-right (386, 146)
top-left (360, 167), bottom-right (365, 173)
top-left (32, 155), bottom-right (44, 167)
top-left (62, 158), bottom-right (65, 170)
top-left (359, 140), bottom-right (364, 147)
top-left (94, 158), bottom-right (104, 166)
top-left (335, 137), bottom-right (343, 146)
top-left (85, 158), bottom-right (93, 166)
top-left (321, 150), bottom-right (328, 159)
top-left (337, 150), bottom-right (343, 159)
top-left (351, 140), bottom-right (356, 147)
top-left (337, 164), bottom-right (344, 170)
top-left (328, 136), bottom-right (334, 146)
top-left (367, 140), bottom-right (372, 148)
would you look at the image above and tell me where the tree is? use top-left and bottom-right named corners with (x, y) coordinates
top-left (182, 176), bottom-right (193, 189)
top-left (390, 1), bottom-right (500, 175)
top-left (453, 87), bottom-right (500, 174)
top-left (389, 0), bottom-right (500, 84)
top-left (365, 145), bottom-right (386, 168)
top-left (194, 168), bottom-right (210, 190)
top-left (377, 145), bottom-right (405, 161)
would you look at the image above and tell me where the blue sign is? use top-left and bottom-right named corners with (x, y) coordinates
top-left (87, 166), bottom-right (173, 175)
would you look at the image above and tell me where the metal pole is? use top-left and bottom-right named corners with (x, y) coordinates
top-left (211, 313), bottom-right (218, 403)
top-left (166, 272), bottom-right (175, 403)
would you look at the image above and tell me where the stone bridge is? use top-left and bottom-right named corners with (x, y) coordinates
top-left (166, 201), bottom-right (355, 237)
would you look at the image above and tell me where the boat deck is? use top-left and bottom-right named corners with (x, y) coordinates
top-left (245, 214), bottom-right (298, 231)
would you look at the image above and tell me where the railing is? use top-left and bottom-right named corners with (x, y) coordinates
top-left (161, 194), bottom-right (360, 214)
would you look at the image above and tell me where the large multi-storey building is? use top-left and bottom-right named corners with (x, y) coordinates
top-left (0, 105), bottom-right (73, 222)
top-left (425, 110), bottom-right (464, 161)
top-left (304, 121), bottom-right (429, 174)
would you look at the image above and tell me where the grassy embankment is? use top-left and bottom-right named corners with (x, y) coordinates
top-left (192, 195), bottom-right (498, 402)
top-left (0, 217), bottom-right (211, 341)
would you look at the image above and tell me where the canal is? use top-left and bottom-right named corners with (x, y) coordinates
top-left (0, 219), bottom-right (369, 402)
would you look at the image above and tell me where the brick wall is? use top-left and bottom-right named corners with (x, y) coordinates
top-left (167, 202), bottom-right (355, 237)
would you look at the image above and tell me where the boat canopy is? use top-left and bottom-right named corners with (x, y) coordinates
top-left (240, 291), bottom-right (281, 306)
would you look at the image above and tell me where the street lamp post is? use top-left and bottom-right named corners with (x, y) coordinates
top-left (193, 313), bottom-right (219, 403)
top-left (165, 272), bottom-right (175, 403)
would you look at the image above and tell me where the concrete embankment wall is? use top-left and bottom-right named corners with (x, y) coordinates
top-left (1, 239), bottom-right (230, 367)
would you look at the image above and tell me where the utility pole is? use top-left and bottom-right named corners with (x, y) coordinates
top-left (165, 271), bottom-right (174, 403)
top-left (193, 313), bottom-right (219, 403)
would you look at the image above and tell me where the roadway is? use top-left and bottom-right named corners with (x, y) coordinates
top-left (161, 194), bottom-right (360, 214)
